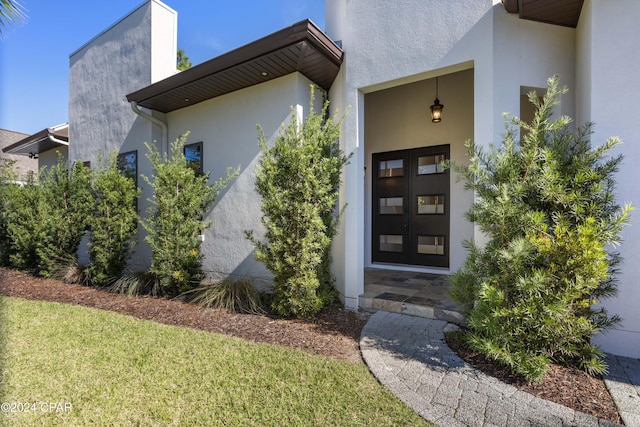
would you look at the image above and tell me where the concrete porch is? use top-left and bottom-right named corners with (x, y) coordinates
top-left (359, 267), bottom-right (465, 325)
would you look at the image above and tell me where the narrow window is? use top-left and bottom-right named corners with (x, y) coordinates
top-left (184, 142), bottom-right (203, 175)
top-left (117, 150), bottom-right (138, 186)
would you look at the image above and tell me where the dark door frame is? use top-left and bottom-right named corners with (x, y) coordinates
top-left (371, 145), bottom-right (450, 268)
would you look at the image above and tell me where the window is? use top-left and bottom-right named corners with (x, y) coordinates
top-left (379, 159), bottom-right (403, 177)
top-left (379, 197), bottom-right (403, 215)
top-left (417, 235), bottom-right (445, 255)
top-left (380, 235), bottom-right (403, 252)
top-left (184, 142), bottom-right (203, 174)
top-left (417, 154), bottom-right (446, 175)
top-left (117, 150), bottom-right (138, 185)
top-left (417, 195), bottom-right (445, 214)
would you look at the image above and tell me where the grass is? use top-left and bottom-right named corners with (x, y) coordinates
top-left (106, 271), bottom-right (165, 297)
top-left (0, 296), bottom-right (431, 426)
top-left (182, 278), bottom-right (266, 314)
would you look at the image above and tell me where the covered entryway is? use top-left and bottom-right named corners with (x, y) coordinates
top-left (363, 69), bottom-right (474, 278)
top-left (372, 145), bottom-right (450, 268)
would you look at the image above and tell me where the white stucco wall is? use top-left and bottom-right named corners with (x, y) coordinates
top-left (68, 0), bottom-right (177, 166)
top-left (578, 0), bottom-right (640, 358)
top-left (326, 0), bottom-right (496, 308)
top-left (325, 0), bottom-right (575, 308)
top-left (67, 0), bottom-right (177, 269)
top-left (164, 73), bottom-right (324, 285)
top-left (326, 0), bottom-right (637, 357)
top-left (151, 1), bottom-right (178, 83)
top-left (492, 8), bottom-right (576, 125)
top-left (65, 0), bottom-right (329, 287)
top-left (364, 70), bottom-right (475, 273)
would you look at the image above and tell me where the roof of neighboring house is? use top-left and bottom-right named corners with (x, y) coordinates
top-left (502, 0), bottom-right (584, 28)
top-left (0, 128), bottom-right (38, 178)
top-left (0, 128), bottom-right (29, 149)
top-left (2, 123), bottom-right (69, 156)
top-left (126, 19), bottom-right (343, 114)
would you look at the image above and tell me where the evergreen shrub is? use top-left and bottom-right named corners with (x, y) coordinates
top-left (86, 151), bottom-right (140, 286)
top-left (3, 174), bottom-right (44, 270)
top-left (248, 88), bottom-right (350, 318)
top-left (142, 133), bottom-right (238, 296)
top-left (449, 76), bottom-right (632, 381)
top-left (3, 154), bottom-right (92, 276)
top-left (0, 157), bottom-right (19, 265)
top-left (36, 156), bottom-right (92, 276)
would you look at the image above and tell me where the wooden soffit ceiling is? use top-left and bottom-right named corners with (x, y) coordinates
top-left (502, 0), bottom-right (584, 28)
top-left (126, 20), bottom-right (343, 114)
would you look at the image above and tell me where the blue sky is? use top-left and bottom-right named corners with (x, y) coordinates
top-left (0, 0), bottom-right (325, 135)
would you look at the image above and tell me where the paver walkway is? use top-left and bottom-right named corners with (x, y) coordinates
top-left (605, 354), bottom-right (640, 426)
top-left (361, 311), bottom-right (639, 426)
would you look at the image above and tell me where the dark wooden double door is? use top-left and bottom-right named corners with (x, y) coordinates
top-left (372, 145), bottom-right (450, 268)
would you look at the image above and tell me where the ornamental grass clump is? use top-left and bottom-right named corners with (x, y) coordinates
top-left (107, 270), bottom-right (164, 297)
top-left (183, 278), bottom-right (266, 314)
top-left (248, 88), bottom-right (350, 318)
top-left (450, 76), bottom-right (632, 381)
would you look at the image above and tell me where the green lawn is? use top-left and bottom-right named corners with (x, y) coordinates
top-left (0, 296), bottom-right (431, 426)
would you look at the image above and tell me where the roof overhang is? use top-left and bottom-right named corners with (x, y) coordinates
top-left (502, 0), bottom-right (584, 28)
top-left (1, 123), bottom-right (69, 157)
top-left (126, 19), bottom-right (343, 114)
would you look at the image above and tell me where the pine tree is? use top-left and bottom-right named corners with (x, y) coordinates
top-left (450, 76), bottom-right (632, 381)
top-left (176, 48), bottom-right (192, 71)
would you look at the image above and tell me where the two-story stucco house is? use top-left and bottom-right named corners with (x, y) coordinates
top-left (14, 0), bottom-right (639, 359)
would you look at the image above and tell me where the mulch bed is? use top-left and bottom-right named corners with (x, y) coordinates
top-left (0, 267), bottom-right (621, 423)
top-left (0, 268), bottom-right (368, 364)
top-left (446, 333), bottom-right (621, 424)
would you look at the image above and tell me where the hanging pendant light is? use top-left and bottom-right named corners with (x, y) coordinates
top-left (430, 77), bottom-right (444, 123)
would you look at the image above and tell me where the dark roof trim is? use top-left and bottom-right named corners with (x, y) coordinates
top-left (2, 124), bottom-right (69, 156)
top-left (502, 0), bottom-right (584, 28)
top-left (126, 19), bottom-right (343, 114)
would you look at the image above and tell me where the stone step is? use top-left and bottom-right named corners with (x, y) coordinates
top-left (359, 292), bottom-right (466, 325)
